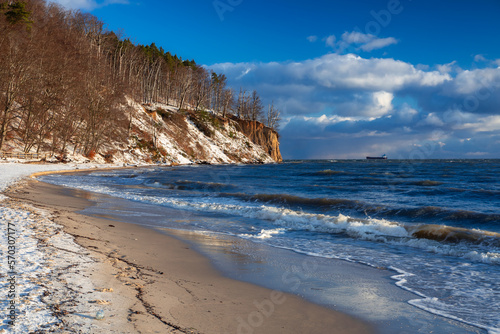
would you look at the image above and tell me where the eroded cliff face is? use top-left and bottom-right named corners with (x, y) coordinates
top-left (231, 117), bottom-right (283, 163)
top-left (111, 101), bottom-right (282, 165)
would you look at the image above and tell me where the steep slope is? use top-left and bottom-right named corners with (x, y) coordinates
top-left (0, 98), bottom-right (282, 165)
top-left (92, 100), bottom-right (282, 165)
top-left (231, 117), bottom-right (283, 162)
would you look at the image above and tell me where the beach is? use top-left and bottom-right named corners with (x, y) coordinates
top-left (2, 161), bottom-right (497, 333)
top-left (1, 169), bottom-right (373, 333)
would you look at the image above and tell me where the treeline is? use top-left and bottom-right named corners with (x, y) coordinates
top-left (0, 0), bottom-right (281, 156)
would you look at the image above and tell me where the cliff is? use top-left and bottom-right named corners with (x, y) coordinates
top-left (91, 100), bottom-right (282, 165)
top-left (231, 117), bottom-right (283, 163)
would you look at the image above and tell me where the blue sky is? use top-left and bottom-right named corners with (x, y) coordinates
top-left (51, 0), bottom-right (500, 159)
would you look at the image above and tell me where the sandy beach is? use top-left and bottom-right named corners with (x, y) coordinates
top-left (3, 175), bottom-right (374, 333)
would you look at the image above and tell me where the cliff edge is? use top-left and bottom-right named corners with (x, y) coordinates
top-left (231, 117), bottom-right (283, 163)
top-left (109, 100), bottom-right (282, 165)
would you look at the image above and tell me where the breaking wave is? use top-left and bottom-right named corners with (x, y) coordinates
top-left (147, 179), bottom-right (235, 192)
top-left (221, 192), bottom-right (500, 227)
top-left (46, 178), bottom-right (499, 264)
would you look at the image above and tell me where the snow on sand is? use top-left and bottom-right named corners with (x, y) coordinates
top-left (0, 162), bottom-right (117, 332)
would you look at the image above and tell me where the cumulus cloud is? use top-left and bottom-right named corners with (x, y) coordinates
top-left (326, 31), bottom-right (398, 53)
top-left (324, 35), bottom-right (336, 48)
top-left (474, 54), bottom-right (487, 63)
top-left (448, 67), bottom-right (500, 95)
top-left (360, 37), bottom-right (398, 52)
top-left (371, 91), bottom-right (393, 116)
top-left (418, 113), bottom-right (445, 127)
top-left (48, 0), bottom-right (128, 10)
top-left (208, 53), bottom-right (500, 159)
top-left (436, 61), bottom-right (458, 74)
top-left (210, 53), bottom-right (450, 95)
top-left (457, 115), bottom-right (500, 133)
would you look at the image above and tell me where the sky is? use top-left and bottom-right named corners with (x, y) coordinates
top-left (50, 0), bottom-right (500, 159)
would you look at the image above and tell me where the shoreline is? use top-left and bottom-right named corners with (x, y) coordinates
top-left (4, 177), bottom-right (374, 333)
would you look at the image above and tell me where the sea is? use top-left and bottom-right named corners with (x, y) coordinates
top-left (40, 160), bottom-right (500, 333)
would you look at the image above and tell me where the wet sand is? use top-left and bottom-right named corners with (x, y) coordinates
top-left (6, 178), bottom-right (374, 333)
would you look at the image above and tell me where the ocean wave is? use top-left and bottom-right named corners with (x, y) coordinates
top-left (222, 192), bottom-right (500, 227)
top-left (175, 180), bottom-right (232, 191)
top-left (40, 175), bottom-right (500, 265)
top-left (232, 193), bottom-right (361, 209)
top-left (141, 195), bottom-right (500, 264)
top-left (146, 179), bottom-right (234, 192)
top-left (240, 228), bottom-right (286, 240)
top-left (409, 180), bottom-right (444, 186)
top-left (313, 169), bottom-right (348, 176)
top-left (167, 203), bottom-right (499, 263)
top-left (393, 206), bottom-right (490, 222)
top-left (407, 224), bottom-right (500, 246)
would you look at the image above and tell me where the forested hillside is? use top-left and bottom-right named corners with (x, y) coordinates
top-left (0, 0), bottom-right (281, 162)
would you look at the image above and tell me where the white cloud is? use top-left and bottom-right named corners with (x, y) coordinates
top-left (396, 104), bottom-right (418, 122)
top-left (418, 113), bottom-right (444, 127)
top-left (474, 54), bottom-right (487, 62)
top-left (416, 64), bottom-right (430, 71)
top-left (236, 67), bottom-right (252, 80)
top-left (305, 114), bottom-right (359, 126)
top-left (360, 37), bottom-right (398, 52)
top-left (457, 115), bottom-right (500, 132)
top-left (341, 31), bottom-right (373, 44)
top-left (208, 53), bottom-right (454, 122)
top-left (208, 53), bottom-right (500, 159)
top-left (325, 31), bottom-right (398, 53)
top-left (307, 35), bottom-right (318, 43)
top-left (371, 91), bottom-right (393, 117)
top-left (210, 53), bottom-right (449, 93)
top-left (438, 67), bottom-right (500, 107)
top-left (437, 61), bottom-right (458, 74)
top-left (324, 35), bottom-right (336, 47)
top-left (48, 0), bottom-right (128, 10)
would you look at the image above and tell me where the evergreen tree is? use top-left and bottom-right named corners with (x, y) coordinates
top-left (3, 1), bottom-right (32, 28)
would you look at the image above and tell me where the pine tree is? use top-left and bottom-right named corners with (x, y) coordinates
top-left (3, 1), bottom-right (32, 28)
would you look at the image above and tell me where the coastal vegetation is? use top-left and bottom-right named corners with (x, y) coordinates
top-left (0, 0), bottom-right (281, 159)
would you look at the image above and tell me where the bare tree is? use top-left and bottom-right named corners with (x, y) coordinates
top-left (221, 88), bottom-right (234, 118)
top-left (249, 90), bottom-right (263, 121)
top-left (0, 3), bottom-right (33, 150)
top-left (193, 67), bottom-right (212, 111)
top-left (175, 66), bottom-right (193, 110)
top-left (266, 102), bottom-right (281, 131)
top-left (211, 72), bottom-right (227, 114)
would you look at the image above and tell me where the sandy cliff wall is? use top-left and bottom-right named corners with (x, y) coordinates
top-left (115, 102), bottom-right (282, 165)
top-left (231, 117), bottom-right (283, 163)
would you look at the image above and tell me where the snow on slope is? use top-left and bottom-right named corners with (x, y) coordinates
top-left (1, 97), bottom-right (278, 166)
top-left (123, 100), bottom-right (276, 165)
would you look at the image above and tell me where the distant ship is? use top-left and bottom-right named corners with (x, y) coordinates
top-left (366, 154), bottom-right (387, 160)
